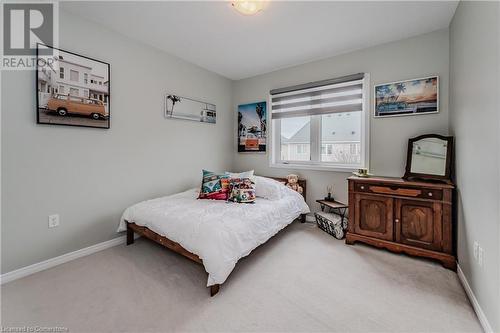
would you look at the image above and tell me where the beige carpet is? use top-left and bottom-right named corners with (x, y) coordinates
top-left (1, 222), bottom-right (482, 333)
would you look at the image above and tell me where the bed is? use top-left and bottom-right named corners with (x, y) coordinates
top-left (117, 177), bottom-right (308, 296)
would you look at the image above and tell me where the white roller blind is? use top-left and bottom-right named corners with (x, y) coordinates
top-left (270, 73), bottom-right (365, 119)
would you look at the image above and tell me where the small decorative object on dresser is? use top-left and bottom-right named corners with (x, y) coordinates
top-left (346, 175), bottom-right (456, 270)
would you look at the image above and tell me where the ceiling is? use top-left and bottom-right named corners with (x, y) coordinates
top-left (62, 1), bottom-right (459, 80)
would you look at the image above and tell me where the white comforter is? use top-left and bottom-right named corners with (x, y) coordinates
top-left (118, 186), bottom-right (309, 286)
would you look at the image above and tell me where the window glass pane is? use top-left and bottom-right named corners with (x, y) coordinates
top-left (70, 70), bottom-right (79, 82)
top-left (321, 112), bottom-right (361, 164)
top-left (70, 88), bottom-right (79, 97)
top-left (280, 116), bottom-right (310, 161)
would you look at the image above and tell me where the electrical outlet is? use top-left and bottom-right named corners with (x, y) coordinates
top-left (473, 241), bottom-right (479, 260)
top-left (48, 214), bottom-right (60, 228)
top-left (478, 247), bottom-right (484, 267)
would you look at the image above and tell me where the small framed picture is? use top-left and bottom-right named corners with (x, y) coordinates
top-left (165, 94), bottom-right (216, 124)
top-left (36, 44), bottom-right (110, 129)
top-left (238, 102), bottom-right (267, 153)
top-left (374, 76), bottom-right (438, 118)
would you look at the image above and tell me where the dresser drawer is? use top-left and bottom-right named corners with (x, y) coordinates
top-left (355, 183), bottom-right (442, 200)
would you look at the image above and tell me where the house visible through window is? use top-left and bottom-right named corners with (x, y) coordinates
top-left (270, 73), bottom-right (368, 170)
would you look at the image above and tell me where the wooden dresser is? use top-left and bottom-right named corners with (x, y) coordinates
top-left (346, 175), bottom-right (456, 270)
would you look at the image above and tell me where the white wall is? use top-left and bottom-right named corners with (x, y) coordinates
top-left (449, 2), bottom-right (500, 331)
top-left (1, 10), bottom-right (233, 274)
top-left (232, 29), bottom-right (450, 209)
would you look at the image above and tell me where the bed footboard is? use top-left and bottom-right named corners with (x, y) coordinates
top-left (125, 221), bottom-right (220, 296)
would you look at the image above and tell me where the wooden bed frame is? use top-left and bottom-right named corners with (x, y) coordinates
top-left (125, 177), bottom-right (306, 296)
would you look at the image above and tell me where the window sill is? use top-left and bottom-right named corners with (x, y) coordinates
top-left (269, 162), bottom-right (360, 173)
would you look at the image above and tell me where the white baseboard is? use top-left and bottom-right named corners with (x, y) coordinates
top-left (0, 235), bottom-right (127, 285)
top-left (457, 264), bottom-right (494, 333)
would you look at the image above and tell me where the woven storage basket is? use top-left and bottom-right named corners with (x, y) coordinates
top-left (314, 212), bottom-right (347, 239)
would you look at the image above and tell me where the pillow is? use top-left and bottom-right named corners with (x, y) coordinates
top-left (225, 170), bottom-right (254, 179)
top-left (254, 176), bottom-right (284, 201)
top-left (198, 170), bottom-right (230, 200)
top-left (228, 178), bottom-right (256, 203)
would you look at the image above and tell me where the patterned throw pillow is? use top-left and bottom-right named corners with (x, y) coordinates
top-left (228, 178), bottom-right (256, 203)
top-left (198, 170), bottom-right (230, 200)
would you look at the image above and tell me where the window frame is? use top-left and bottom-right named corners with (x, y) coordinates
top-left (269, 74), bottom-right (370, 172)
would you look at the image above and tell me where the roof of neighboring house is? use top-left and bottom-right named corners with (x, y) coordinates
top-left (283, 112), bottom-right (361, 144)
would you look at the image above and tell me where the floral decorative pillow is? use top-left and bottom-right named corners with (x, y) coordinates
top-left (198, 170), bottom-right (230, 200)
top-left (228, 177), bottom-right (256, 203)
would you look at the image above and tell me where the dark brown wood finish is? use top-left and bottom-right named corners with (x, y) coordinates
top-left (403, 134), bottom-right (454, 184)
top-left (126, 177), bottom-right (306, 296)
top-left (395, 199), bottom-right (442, 251)
top-left (354, 194), bottom-right (393, 241)
top-left (346, 175), bottom-right (456, 270)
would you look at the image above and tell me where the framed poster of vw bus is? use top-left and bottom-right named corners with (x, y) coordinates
top-left (37, 44), bottom-right (110, 129)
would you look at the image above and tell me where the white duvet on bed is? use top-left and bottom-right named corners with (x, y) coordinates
top-left (118, 185), bottom-right (309, 286)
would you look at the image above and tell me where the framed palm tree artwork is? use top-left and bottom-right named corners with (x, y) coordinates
top-left (238, 102), bottom-right (266, 153)
top-left (374, 76), bottom-right (439, 118)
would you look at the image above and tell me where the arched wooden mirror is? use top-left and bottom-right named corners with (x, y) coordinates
top-left (403, 134), bottom-right (453, 184)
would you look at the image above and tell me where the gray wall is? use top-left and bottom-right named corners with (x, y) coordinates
top-left (1, 10), bottom-right (233, 273)
top-left (232, 29), bottom-right (450, 210)
top-left (449, 2), bottom-right (500, 331)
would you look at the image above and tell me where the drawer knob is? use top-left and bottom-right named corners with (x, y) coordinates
top-left (360, 186), bottom-right (365, 190)
top-left (428, 192), bottom-right (433, 197)
top-left (395, 219), bottom-right (400, 223)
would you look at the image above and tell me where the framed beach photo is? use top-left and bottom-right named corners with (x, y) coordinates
top-left (238, 102), bottom-right (267, 153)
top-left (165, 94), bottom-right (216, 124)
top-left (374, 76), bottom-right (438, 118)
top-left (36, 44), bottom-right (110, 129)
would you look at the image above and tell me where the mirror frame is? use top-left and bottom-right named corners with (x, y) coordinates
top-left (403, 134), bottom-right (453, 184)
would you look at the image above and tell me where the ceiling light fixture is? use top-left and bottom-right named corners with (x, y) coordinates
top-left (231, 0), bottom-right (266, 16)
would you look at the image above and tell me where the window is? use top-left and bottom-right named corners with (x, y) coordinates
top-left (280, 116), bottom-right (310, 161)
top-left (59, 67), bottom-right (64, 79)
top-left (59, 85), bottom-right (65, 94)
top-left (270, 73), bottom-right (368, 171)
top-left (70, 88), bottom-right (79, 96)
top-left (70, 70), bottom-right (79, 82)
top-left (84, 73), bottom-right (88, 84)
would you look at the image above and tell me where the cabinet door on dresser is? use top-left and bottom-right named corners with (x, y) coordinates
top-left (395, 199), bottom-right (442, 251)
top-left (354, 194), bottom-right (394, 241)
